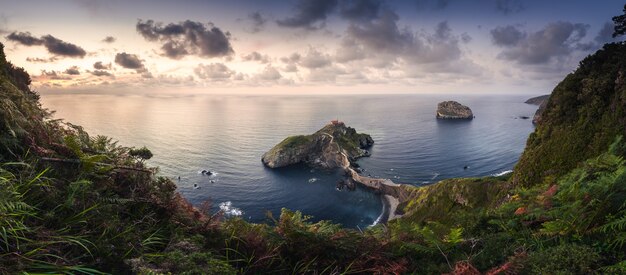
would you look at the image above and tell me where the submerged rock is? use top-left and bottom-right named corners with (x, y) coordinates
top-left (261, 121), bottom-right (373, 169)
top-left (436, 101), bottom-right (474, 119)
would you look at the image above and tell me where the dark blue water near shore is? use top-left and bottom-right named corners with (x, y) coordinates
top-left (41, 93), bottom-right (537, 228)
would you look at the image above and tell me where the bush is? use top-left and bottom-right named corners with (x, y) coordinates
top-left (524, 244), bottom-right (600, 274)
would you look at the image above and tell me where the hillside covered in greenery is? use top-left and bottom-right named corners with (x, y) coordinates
top-left (1, 38), bottom-right (626, 274)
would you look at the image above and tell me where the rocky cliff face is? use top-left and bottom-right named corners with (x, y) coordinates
top-left (436, 101), bottom-right (474, 119)
top-left (524, 95), bottom-right (551, 124)
top-left (261, 123), bottom-right (373, 169)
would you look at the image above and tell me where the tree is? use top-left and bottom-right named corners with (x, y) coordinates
top-left (613, 4), bottom-right (626, 37)
top-left (129, 146), bottom-right (153, 162)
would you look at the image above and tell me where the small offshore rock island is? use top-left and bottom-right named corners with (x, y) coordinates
top-left (262, 120), bottom-right (411, 223)
top-left (436, 100), bottom-right (474, 119)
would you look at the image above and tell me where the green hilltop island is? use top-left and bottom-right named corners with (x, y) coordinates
top-left (2, 32), bottom-right (626, 275)
top-left (261, 120), bottom-right (374, 169)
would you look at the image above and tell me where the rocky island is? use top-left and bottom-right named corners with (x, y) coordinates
top-left (436, 101), bottom-right (474, 119)
top-left (261, 120), bottom-right (373, 169)
top-left (263, 120), bottom-right (412, 223)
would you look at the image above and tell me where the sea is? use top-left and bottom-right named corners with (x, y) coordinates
top-left (40, 93), bottom-right (538, 228)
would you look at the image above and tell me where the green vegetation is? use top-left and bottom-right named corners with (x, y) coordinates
top-left (276, 135), bottom-right (312, 149)
top-left (513, 42), bottom-right (626, 187)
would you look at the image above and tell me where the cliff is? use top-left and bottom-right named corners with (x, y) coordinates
top-left (525, 94), bottom-right (550, 124)
top-left (261, 122), bottom-right (373, 169)
top-left (436, 101), bottom-right (474, 119)
top-left (512, 43), bottom-right (626, 186)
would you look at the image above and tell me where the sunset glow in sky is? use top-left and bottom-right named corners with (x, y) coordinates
top-left (0, 0), bottom-right (624, 94)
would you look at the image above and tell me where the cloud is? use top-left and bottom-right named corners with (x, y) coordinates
top-left (136, 19), bottom-right (234, 59)
top-left (194, 63), bottom-right (234, 80)
top-left (299, 48), bottom-right (332, 69)
top-left (242, 51), bottom-right (270, 63)
top-left (247, 12), bottom-right (268, 33)
top-left (40, 35), bottom-right (87, 57)
top-left (6, 32), bottom-right (42, 46)
top-left (114, 52), bottom-right (145, 71)
top-left (334, 38), bottom-right (366, 63)
top-left (339, 0), bottom-right (381, 22)
top-left (64, 66), bottom-right (80, 75)
top-left (345, 10), bottom-right (464, 66)
top-left (495, 0), bottom-right (524, 15)
top-left (5, 31), bottom-right (86, 57)
top-left (93, 61), bottom-right (111, 70)
top-left (102, 36), bottom-right (116, 43)
top-left (256, 65), bottom-right (282, 81)
top-left (490, 25), bottom-right (526, 47)
top-left (595, 22), bottom-right (618, 45)
top-left (90, 70), bottom-right (113, 77)
top-left (26, 57), bottom-right (58, 63)
top-left (491, 21), bottom-right (590, 65)
top-left (277, 0), bottom-right (338, 29)
top-left (38, 70), bottom-right (71, 80)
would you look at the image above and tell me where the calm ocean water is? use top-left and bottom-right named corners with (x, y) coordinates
top-left (41, 93), bottom-right (537, 228)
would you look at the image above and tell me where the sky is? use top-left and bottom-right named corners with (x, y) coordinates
top-left (0, 0), bottom-right (624, 94)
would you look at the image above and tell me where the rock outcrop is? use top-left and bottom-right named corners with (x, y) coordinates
top-left (261, 122), bottom-right (373, 169)
top-left (524, 94), bottom-right (550, 124)
top-left (436, 101), bottom-right (474, 119)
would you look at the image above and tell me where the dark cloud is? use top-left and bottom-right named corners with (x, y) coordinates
top-left (491, 21), bottom-right (589, 65)
top-left (6, 32), bottom-right (43, 46)
top-left (242, 51), bottom-right (270, 63)
top-left (102, 36), bottom-right (116, 43)
top-left (248, 12), bottom-right (268, 33)
top-left (495, 0), bottom-right (524, 15)
top-left (136, 19), bottom-right (234, 59)
top-left (93, 61), bottom-right (111, 70)
top-left (339, 0), bottom-right (382, 22)
top-left (490, 25), bottom-right (526, 47)
top-left (64, 66), bottom-right (80, 75)
top-left (26, 57), bottom-right (58, 63)
top-left (6, 31), bottom-right (86, 57)
top-left (114, 52), bottom-right (145, 70)
top-left (40, 35), bottom-right (87, 57)
top-left (90, 70), bottom-right (113, 77)
top-left (194, 63), bottom-right (234, 80)
top-left (342, 9), bottom-right (471, 73)
top-left (277, 0), bottom-right (338, 29)
top-left (346, 10), bottom-right (412, 52)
